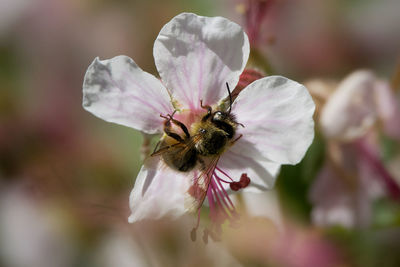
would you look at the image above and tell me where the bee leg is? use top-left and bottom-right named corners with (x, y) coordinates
top-left (160, 114), bottom-right (185, 143)
top-left (151, 140), bottom-right (161, 155)
top-left (200, 100), bottom-right (212, 122)
top-left (230, 134), bottom-right (243, 145)
top-left (151, 140), bottom-right (162, 156)
top-left (167, 114), bottom-right (190, 139)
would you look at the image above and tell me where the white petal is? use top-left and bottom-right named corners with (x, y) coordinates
top-left (320, 70), bottom-right (377, 141)
top-left (238, 190), bottom-right (283, 229)
top-left (83, 56), bottom-right (173, 134)
top-left (128, 156), bottom-right (191, 223)
top-left (231, 76), bottom-right (315, 165)
top-left (218, 149), bottom-right (281, 191)
top-left (154, 13), bottom-right (249, 109)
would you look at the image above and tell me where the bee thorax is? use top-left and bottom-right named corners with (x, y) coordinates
top-left (196, 130), bottom-right (228, 156)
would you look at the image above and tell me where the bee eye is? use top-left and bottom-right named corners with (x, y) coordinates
top-left (199, 128), bottom-right (206, 134)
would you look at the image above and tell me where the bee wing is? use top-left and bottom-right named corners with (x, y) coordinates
top-left (185, 155), bottom-right (220, 213)
top-left (151, 140), bottom-right (183, 157)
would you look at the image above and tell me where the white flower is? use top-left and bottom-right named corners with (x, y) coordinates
top-left (82, 13), bottom-right (315, 237)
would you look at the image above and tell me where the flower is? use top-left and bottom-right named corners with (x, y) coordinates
top-left (82, 13), bottom-right (315, 238)
top-left (309, 70), bottom-right (400, 228)
top-left (0, 184), bottom-right (75, 267)
top-left (237, 0), bottom-right (275, 47)
top-left (319, 70), bottom-right (400, 141)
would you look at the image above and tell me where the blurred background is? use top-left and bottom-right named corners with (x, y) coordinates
top-left (1, 0), bottom-right (400, 266)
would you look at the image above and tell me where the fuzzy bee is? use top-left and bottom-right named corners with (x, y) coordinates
top-left (151, 83), bottom-right (244, 211)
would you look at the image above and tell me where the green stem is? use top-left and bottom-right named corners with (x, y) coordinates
top-left (249, 47), bottom-right (274, 75)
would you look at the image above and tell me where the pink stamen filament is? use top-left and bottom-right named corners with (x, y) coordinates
top-left (356, 140), bottom-right (400, 200)
top-left (207, 184), bottom-right (216, 217)
top-left (214, 176), bottom-right (232, 184)
top-left (215, 166), bottom-right (234, 182)
top-left (206, 165), bottom-right (248, 228)
top-left (210, 183), bottom-right (230, 220)
top-left (214, 173), bottom-right (235, 210)
top-left (212, 178), bottom-right (235, 214)
top-left (195, 208), bottom-right (201, 229)
top-left (195, 165), bottom-right (251, 241)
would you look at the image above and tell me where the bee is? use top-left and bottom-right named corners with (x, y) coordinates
top-left (151, 83), bottom-right (242, 173)
top-left (151, 83), bottom-right (244, 214)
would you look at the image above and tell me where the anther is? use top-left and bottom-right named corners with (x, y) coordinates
top-left (230, 182), bottom-right (242, 191)
top-left (190, 228), bottom-right (197, 242)
top-left (239, 173), bottom-right (250, 188)
top-left (203, 229), bottom-right (209, 244)
top-left (229, 173), bottom-right (251, 191)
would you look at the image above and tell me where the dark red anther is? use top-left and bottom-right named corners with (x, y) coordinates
top-left (230, 182), bottom-right (242, 191)
top-left (239, 173), bottom-right (251, 188)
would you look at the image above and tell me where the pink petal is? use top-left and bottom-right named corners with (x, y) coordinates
top-left (309, 163), bottom-right (359, 228)
top-left (320, 70), bottom-right (377, 141)
top-left (83, 56), bottom-right (173, 134)
top-left (374, 80), bottom-right (400, 139)
top-left (128, 156), bottom-right (192, 223)
top-left (218, 149), bottom-right (280, 191)
top-left (231, 76), bottom-right (315, 165)
top-left (309, 160), bottom-right (378, 228)
top-left (153, 13), bottom-right (249, 109)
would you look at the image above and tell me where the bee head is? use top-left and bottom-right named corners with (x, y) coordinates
top-left (211, 111), bottom-right (227, 122)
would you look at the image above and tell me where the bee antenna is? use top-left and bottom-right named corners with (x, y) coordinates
top-left (226, 82), bottom-right (232, 114)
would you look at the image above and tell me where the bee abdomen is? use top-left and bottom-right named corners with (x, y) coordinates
top-left (162, 146), bottom-right (197, 172)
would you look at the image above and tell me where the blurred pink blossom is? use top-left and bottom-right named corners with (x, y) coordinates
top-left (310, 70), bottom-right (400, 228)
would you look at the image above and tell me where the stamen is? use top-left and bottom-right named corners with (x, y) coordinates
top-left (215, 176), bottom-right (232, 184)
top-left (230, 173), bottom-right (251, 191)
top-left (212, 178), bottom-right (235, 214)
top-left (211, 184), bottom-right (230, 220)
top-left (207, 183), bottom-right (217, 218)
top-left (215, 166), bottom-right (234, 182)
top-left (192, 166), bottom-right (252, 243)
top-left (239, 173), bottom-right (251, 188)
top-left (190, 208), bottom-right (202, 242)
top-left (203, 228), bottom-right (209, 244)
top-left (215, 174), bottom-right (235, 210)
top-left (230, 182), bottom-right (242, 191)
top-left (190, 228), bottom-right (197, 242)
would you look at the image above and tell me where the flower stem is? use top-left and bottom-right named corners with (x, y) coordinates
top-left (249, 47), bottom-right (274, 75)
top-left (391, 56), bottom-right (400, 92)
top-left (356, 139), bottom-right (400, 201)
